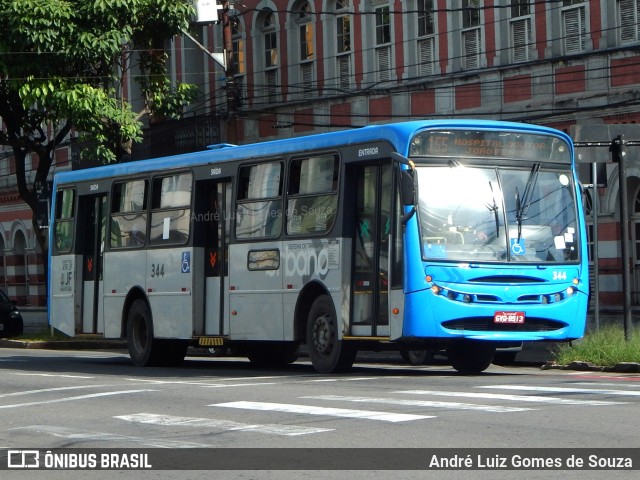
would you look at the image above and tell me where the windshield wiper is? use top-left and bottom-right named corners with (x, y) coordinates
top-left (515, 163), bottom-right (540, 241)
top-left (486, 181), bottom-right (500, 239)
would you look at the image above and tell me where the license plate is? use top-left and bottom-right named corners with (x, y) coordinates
top-left (494, 311), bottom-right (525, 324)
top-left (0, 324), bottom-right (4, 330)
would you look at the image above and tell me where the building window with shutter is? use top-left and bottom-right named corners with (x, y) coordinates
top-left (561, 0), bottom-right (587, 54)
top-left (260, 10), bottom-right (278, 103)
top-left (375, 5), bottom-right (392, 82)
top-left (461, 0), bottom-right (481, 69)
top-left (295, 1), bottom-right (314, 98)
top-left (619, 0), bottom-right (640, 44)
top-left (417, 0), bottom-right (436, 76)
top-left (335, 0), bottom-right (352, 91)
top-left (510, 0), bottom-right (533, 63)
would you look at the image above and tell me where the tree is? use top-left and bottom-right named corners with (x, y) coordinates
top-left (0, 0), bottom-right (198, 267)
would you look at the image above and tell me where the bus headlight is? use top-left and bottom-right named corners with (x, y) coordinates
top-left (566, 286), bottom-right (576, 296)
top-left (431, 285), bottom-right (441, 295)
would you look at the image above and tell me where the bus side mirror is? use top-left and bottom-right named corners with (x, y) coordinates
top-left (400, 170), bottom-right (416, 206)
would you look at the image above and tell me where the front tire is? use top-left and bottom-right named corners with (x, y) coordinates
top-left (447, 340), bottom-right (495, 374)
top-left (306, 295), bottom-right (356, 373)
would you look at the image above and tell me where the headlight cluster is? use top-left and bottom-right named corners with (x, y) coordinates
top-left (426, 275), bottom-right (579, 305)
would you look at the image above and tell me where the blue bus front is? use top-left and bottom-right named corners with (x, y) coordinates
top-left (401, 127), bottom-right (589, 346)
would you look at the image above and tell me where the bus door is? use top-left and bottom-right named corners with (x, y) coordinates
top-left (78, 194), bottom-right (107, 333)
top-left (350, 163), bottom-right (394, 337)
top-left (196, 180), bottom-right (231, 335)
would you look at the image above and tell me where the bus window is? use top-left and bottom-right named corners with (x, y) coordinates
top-left (236, 162), bottom-right (284, 239)
top-left (54, 189), bottom-right (75, 252)
top-left (149, 172), bottom-right (192, 245)
top-left (110, 179), bottom-right (148, 248)
top-left (286, 155), bottom-right (339, 235)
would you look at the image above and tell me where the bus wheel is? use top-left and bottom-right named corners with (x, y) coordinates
top-left (446, 341), bottom-right (495, 374)
top-left (126, 299), bottom-right (160, 367)
top-left (306, 295), bottom-right (356, 374)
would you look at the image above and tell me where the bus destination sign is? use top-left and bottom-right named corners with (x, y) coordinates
top-left (410, 130), bottom-right (569, 162)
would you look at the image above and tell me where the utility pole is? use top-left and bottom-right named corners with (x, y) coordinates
top-left (610, 135), bottom-right (632, 341)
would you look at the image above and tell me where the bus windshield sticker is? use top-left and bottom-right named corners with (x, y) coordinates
top-left (163, 217), bottom-right (171, 239)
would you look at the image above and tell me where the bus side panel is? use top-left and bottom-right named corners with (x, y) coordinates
top-left (228, 242), bottom-right (284, 340)
top-left (282, 239), bottom-right (343, 340)
top-left (388, 289), bottom-right (405, 340)
top-left (49, 254), bottom-right (81, 337)
top-left (146, 247), bottom-right (194, 339)
top-left (102, 250), bottom-right (147, 338)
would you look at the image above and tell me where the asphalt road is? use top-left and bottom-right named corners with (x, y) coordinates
top-left (1, 348), bottom-right (639, 480)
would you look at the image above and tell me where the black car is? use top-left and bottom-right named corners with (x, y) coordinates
top-left (0, 288), bottom-right (23, 338)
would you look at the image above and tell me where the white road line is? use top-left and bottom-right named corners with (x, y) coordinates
top-left (480, 385), bottom-right (640, 396)
top-left (0, 389), bottom-right (155, 409)
top-left (0, 385), bottom-right (109, 398)
top-left (10, 425), bottom-right (209, 448)
top-left (13, 373), bottom-right (94, 379)
top-left (116, 413), bottom-right (333, 436)
top-left (302, 395), bottom-right (533, 413)
top-left (210, 401), bottom-right (433, 422)
top-left (395, 390), bottom-right (626, 406)
top-left (303, 377), bottom-right (402, 383)
top-left (571, 382), bottom-right (640, 389)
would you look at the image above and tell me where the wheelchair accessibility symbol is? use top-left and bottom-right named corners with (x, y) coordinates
top-left (181, 251), bottom-right (191, 273)
top-left (510, 238), bottom-right (526, 256)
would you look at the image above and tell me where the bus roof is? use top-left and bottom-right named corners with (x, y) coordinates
top-left (53, 119), bottom-right (569, 185)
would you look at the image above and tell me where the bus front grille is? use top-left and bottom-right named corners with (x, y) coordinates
top-left (442, 317), bottom-right (566, 332)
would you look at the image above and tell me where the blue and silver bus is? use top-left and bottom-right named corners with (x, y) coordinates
top-left (48, 120), bottom-right (588, 373)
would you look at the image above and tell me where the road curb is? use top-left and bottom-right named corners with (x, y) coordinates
top-left (0, 339), bottom-right (126, 350)
top-left (541, 361), bottom-right (640, 373)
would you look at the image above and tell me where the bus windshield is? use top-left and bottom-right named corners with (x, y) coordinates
top-left (415, 164), bottom-right (579, 263)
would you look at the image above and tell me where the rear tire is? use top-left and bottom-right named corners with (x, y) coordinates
top-left (447, 340), bottom-right (495, 374)
top-left (126, 299), bottom-right (160, 367)
top-left (306, 295), bottom-right (356, 373)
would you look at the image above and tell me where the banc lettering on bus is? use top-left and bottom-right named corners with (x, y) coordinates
top-left (270, 242), bottom-right (340, 278)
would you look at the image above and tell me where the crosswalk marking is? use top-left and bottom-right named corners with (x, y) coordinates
top-left (115, 413), bottom-right (333, 436)
top-left (395, 390), bottom-right (626, 406)
top-left (210, 401), bottom-right (434, 422)
top-left (480, 385), bottom-right (640, 396)
top-left (301, 395), bottom-right (534, 413)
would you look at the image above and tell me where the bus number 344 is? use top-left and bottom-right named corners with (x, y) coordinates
top-left (150, 264), bottom-right (165, 278)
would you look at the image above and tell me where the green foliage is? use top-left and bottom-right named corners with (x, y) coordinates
top-left (554, 326), bottom-right (640, 366)
top-left (0, 0), bottom-right (197, 164)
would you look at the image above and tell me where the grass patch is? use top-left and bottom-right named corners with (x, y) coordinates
top-left (554, 326), bottom-right (640, 366)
